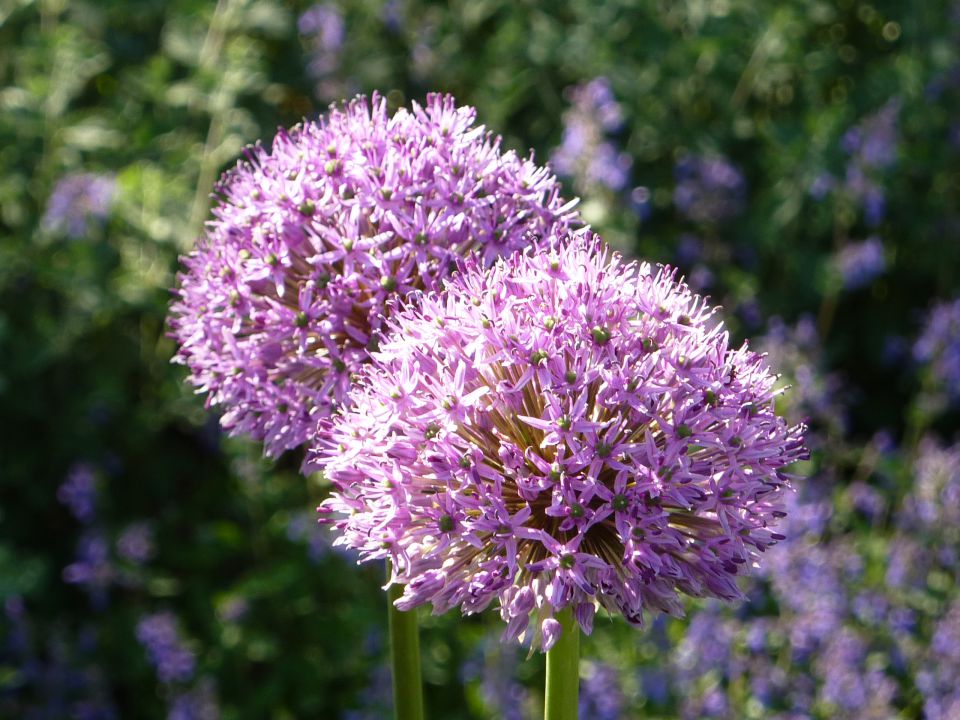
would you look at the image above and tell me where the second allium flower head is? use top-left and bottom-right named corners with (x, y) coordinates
top-left (312, 233), bottom-right (807, 651)
top-left (170, 93), bottom-right (578, 456)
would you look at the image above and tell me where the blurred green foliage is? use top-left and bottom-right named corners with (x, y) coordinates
top-left (0, 0), bottom-right (958, 718)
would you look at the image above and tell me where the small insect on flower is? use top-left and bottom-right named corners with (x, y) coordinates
top-left (312, 233), bottom-right (807, 651)
top-left (169, 93), bottom-right (578, 457)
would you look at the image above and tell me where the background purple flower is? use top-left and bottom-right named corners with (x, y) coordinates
top-left (169, 93), bottom-right (578, 458)
top-left (315, 233), bottom-right (806, 650)
top-left (58, 463), bottom-right (98, 524)
top-left (842, 99), bottom-right (900, 171)
top-left (813, 100), bottom-right (901, 227)
top-left (0, 601), bottom-right (119, 720)
top-left (342, 662), bottom-right (392, 720)
top-left (299, 4), bottom-right (345, 100)
top-left (136, 612), bottom-right (196, 684)
top-left (42, 172), bottom-right (115, 239)
top-left (63, 532), bottom-right (114, 609)
top-left (673, 154), bottom-right (746, 224)
top-left (168, 678), bottom-right (219, 720)
top-left (899, 438), bottom-right (960, 533)
top-left (579, 660), bottom-right (627, 720)
top-left (920, 601), bottom-right (960, 720)
top-left (756, 315), bottom-right (848, 450)
top-left (913, 297), bottom-right (960, 400)
top-left (551, 78), bottom-right (633, 194)
top-left (460, 639), bottom-right (530, 720)
top-left (832, 237), bottom-right (886, 290)
top-left (115, 522), bottom-right (155, 565)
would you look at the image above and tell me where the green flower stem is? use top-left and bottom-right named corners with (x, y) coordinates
top-left (387, 579), bottom-right (425, 720)
top-left (544, 607), bottom-right (580, 720)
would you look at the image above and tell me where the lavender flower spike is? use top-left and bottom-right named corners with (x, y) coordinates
top-left (136, 612), bottom-right (196, 684)
top-left (914, 297), bottom-right (960, 402)
top-left (169, 93), bottom-right (579, 457)
top-left (312, 233), bottom-right (807, 651)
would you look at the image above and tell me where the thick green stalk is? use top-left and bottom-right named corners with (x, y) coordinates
top-left (387, 581), bottom-right (425, 720)
top-left (544, 607), bottom-right (580, 720)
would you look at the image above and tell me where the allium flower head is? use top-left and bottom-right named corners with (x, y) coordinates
top-left (170, 93), bottom-right (578, 456)
top-left (313, 233), bottom-right (806, 650)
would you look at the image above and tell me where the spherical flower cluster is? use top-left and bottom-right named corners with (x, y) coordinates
top-left (170, 93), bottom-right (578, 456)
top-left (313, 233), bottom-right (807, 650)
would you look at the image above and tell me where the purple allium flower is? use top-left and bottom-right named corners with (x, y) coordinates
top-left (42, 172), bottom-right (115, 239)
top-left (832, 237), bottom-right (886, 290)
top-left (673, 154), bottom-right (745, 224)
top-left (313, 233), bottom-right (806, 651)
top-left (136, 612), bottom-right (196, 684)
top-left (914, 298), bottom-right (960, 400)
top-left (58, 463), bottom-right (98, 524)
top-left (551, 78), bottom-right (633, 194)
top-left (169, 93), bottom-right (578, 457)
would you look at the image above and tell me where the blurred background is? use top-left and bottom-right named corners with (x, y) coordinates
top-left (1, 0), bottom-right (959, 718)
